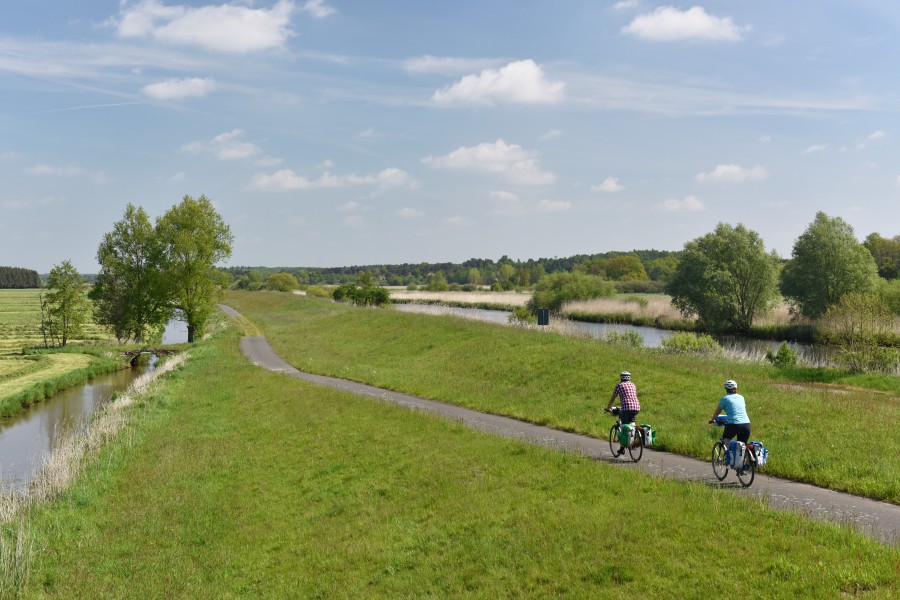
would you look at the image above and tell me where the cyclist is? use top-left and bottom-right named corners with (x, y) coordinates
top-left (605, 371), bottom-right (641, 456)
top-left (709, 379), bottom-right (751, 446)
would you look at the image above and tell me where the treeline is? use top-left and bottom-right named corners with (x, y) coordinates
top-left (225, 249), bottom-right (679, 290)
top-left (0, 266), bottom-right (42, 288)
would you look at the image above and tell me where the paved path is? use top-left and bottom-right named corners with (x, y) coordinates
top-left (220, 305), bottom-right (900, 546)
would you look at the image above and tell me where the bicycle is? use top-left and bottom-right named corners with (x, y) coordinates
top-left (608, 406), bottom-right (643, 462)
top-left (709, 416), bottom-right (755, 487)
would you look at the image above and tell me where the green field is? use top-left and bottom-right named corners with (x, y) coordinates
top-left (12, 325), bottom-right (897, 598)
top-left (0, 288), bottom-right (114, 356)
top-left (223, 290), bottom-right (900, 504)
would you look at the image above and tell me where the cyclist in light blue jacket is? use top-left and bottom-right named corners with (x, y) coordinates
top-left (709, 379), bottom-right (751, 446)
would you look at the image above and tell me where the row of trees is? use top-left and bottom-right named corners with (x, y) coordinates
top-left (90, 196), bottom-right (233, 344)
top-left (0, 267), bottom-right (42, 289)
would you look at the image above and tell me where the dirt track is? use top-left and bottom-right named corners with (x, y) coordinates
top-left (220, 304), bottom-right (900, 546)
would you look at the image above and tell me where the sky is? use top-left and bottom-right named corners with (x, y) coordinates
top-left (1, 0), bottom-right (899, 273)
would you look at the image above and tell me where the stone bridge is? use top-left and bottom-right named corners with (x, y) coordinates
top-left (123, 348), bottom-right (180, 367)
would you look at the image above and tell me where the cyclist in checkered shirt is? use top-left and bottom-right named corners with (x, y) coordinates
top-left (604, 371), bottom-right (641, 425)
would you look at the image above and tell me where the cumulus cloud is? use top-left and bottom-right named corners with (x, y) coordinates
top-left (300, 0), bottom-right (335, 18)
top-left (536, 199), bottom-right (571, 212)
top-left (623, 6), bottom-right (748, 42)
top-left (591, 176), bottom-right (624, 192)
top-left (802, 144), bottom-right (828, 155)
top-left (490, 190), bottom-right (525, 215)
top-left (432, 59), bottom-right (565, 106)
top-left (143, 77), bottom-right (216, 99)
top-left (113, 0), bottom-right (295, 54)
top-left (539, 129), bottom-right (563, 141)
top-left (397, 207), bottom-right (425, 219)
top-left (695, 164), bottom-right (769, 183)
top-left (183, 129), bottom-right (262, 160)
top-left (422, 139), bottom-right (555, 185)
top-left (404, 55), bottom-right (501, 76)
top-left (613, 0), bottom-right (639, 9)
top-left (869, 130), bottom-right (887, 140)
top-left (251, 167), bottom-right (419, 191)
top-left (26, 163), bottom-right (108, 183)
top-left (660, 195), bottom-right (704, 211)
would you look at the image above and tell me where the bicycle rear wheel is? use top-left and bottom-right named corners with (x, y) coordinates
top-left (711, 441), bottom-right (728, 480)
top-left (628, 428), bottom-right (644, 462)
top-left (737, 447), bottom-right (756, 488)
top-left (609, 425), bottom-right (623, 458)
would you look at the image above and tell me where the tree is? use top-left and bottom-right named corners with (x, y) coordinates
top-left (781, 212), bottom-right (879, 319)
top-left (267, 272), bottom-right (299, 292)
top-left (332, 272), bottom-right (391, 306)
top-left (426, 271), bottom-right (449, 291)
top-left (467, 268), bottom-right (482, 286)
top-left (41, 260), bottom-right (90, 347)
top-left (666, 223), bottom-right (780, 333)
top-left (863, 232), bottom-right (900, 280)
top-left (90, 204), bottom-right (172, 343)
top-left (819, 293), bottom-right (898, 373)
top-left (156, 195), bottom-right (233, 343)
top-left (527, 272), bottom-right (614, 311)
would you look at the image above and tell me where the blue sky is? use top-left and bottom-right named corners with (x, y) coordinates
top-left (1, 1), bottom-right (899, 272)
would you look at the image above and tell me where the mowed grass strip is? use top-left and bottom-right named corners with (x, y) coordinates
top-left (0, 354), bottom-right (91, 398)
top-left (23, 329), bottom-right (899, 598)
top-left (223, 291), bottom-right (900, 504)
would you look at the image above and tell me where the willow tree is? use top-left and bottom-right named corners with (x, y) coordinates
top-left (156, 195), bottom-right (233, 343)
top-left (667, 223), bottom-right (780, 333)
top-left (41, 260), bottom-right (90, 347)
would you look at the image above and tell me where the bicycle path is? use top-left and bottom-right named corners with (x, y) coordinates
top-left (219, 305), bottom-right (900, 546)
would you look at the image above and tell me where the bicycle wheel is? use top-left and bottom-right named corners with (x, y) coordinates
top-left (628, 428), bottom-right (644, 462)
top-left (609, 425), bottom-right (623, 458)
top-left (736, 447), bottom-right (756, 488)
top-left (711, 441), bottom-right (728, 481)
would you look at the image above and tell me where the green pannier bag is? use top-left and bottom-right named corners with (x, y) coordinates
top-left (619, 423), bottom-right (634, 446)
top-left (641, 424), bottom-right (655, 446)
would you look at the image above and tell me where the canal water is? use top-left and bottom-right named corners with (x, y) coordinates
top-left (0, 319), bottom-right (189, 489)
top-left (392, 303), bottom-right (824, 361)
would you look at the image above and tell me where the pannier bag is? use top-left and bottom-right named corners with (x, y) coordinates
top-left (619, 423), bottom-right (634, 447)
top-left (640, 424), bottom-right (655, 446)
top-left (749, 441), bottom-right (768, 467)
top-left (727, 440), bottom-right (745, 469)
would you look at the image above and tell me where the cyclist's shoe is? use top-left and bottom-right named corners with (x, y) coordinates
top-left (616, 449), bottom-right (625, 457)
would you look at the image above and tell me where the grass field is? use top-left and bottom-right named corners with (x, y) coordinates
top-left (223, 291), bottom-right (900, 504)
top-left (9, 325), bottom-right (897, 598)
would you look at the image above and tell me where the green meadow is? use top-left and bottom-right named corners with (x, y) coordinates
top-left (223, 290), bottom-right (900, 504)
top-left (13, 324), bottom-right (897, 598)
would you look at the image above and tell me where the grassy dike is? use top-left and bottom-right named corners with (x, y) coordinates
top-left (223, 291), bottom-right (900, 504)
top-left (16, 323), bottom-right (898, 597)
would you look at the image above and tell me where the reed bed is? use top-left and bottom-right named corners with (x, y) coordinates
top-left (389, 289), bottom-right (531, 307)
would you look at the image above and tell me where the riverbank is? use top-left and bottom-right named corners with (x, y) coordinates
top-left (6, 317), bottom-right (896, 597)
top-left (225, 290), bottom-right (900, 503)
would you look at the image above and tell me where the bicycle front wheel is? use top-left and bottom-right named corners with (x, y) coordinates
top-left (628, 428), bottom-right (644, 462)
top-left (737, 448), bottom-right (756, 488)
top-left (711, 441), bottom-right (728, 480)
top-left (609, 425), bottom-right (622, 458)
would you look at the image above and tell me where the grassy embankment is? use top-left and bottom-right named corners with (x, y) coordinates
top-left (0, 289), bottom-right (126, 416)
top-left (10, 321), bottom-right (897, 597)
top-left (224, 290), bottom-right (900, 504)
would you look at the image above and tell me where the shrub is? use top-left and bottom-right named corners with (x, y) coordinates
top-left (508, 307), bottom-right (536, 325)
top-left (765, 342), bottom-right (798, 368)
top-left (304, 286), bottom-right (331, 298)
top-left (660, 332), bottom-right (722, 355)
top-left (528, 272), bottom-right (614, 312)
top-left (602, 330), bottom-right (644, 348)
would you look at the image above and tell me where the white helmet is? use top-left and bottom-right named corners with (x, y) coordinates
top-left (724, 380), bottom-right (737, 391)
top-left (620, 371), bottom-right (631, 381)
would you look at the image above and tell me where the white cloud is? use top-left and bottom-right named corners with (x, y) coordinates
top-left (255, 156), bottom-right (283, 167)
top-left (696, 164), bottom-right (769, 183)
top-left (183, 129), bottom-right (262, 160)
top-left (442, 216), bottom-right (467, 226)
top-left (623, 6), bottom-right (748, 42)
top-left (337, 201), bottom-right (360, 212)
top-left (25, 164), bottom-right (107, 183)
top-left (113, 0), bottom-right (296, 54)
top-left (661, 195), bottom-right (704, 211)
top-left (802, 144), bottom-right (828, 155)
top-left (316, 159), bottom-right (334, 169)
top-left (404, 55), bottom-right (500, 76)
top-left (1, 152), bottom-right (18, 160)
top-left (591, 176), bottom-right (624, 192)
top-left (490, 190), bottom-right (525, 215)
top-left (868, 130), bottom-right (886, 140)
top-left (143, 77), bottom-right (216, 99)
top-left (342, 215), bottom-right (364, 228)
top-left (432, 59), bottom-right (565, 106)
top-left (539, 129), bottom-right (563, 141)
top-left (423, 139), bottom-right (555, 186)
top-left (251, 167), bottom-right (419, 191)
top-left (357, 128), bottom-right (376, 138)
top-left (300, 0), bottom-right (335, 18)
top-left (613, 0), bottom-right (639, 9)
top-left (169, 171), bottom-right (186, 182)
top-left (758, 135), bottom-right (771, 143)
top-left (536, 199), bottom-right (571, 213)
top-left (397, 207), bottom-right (425, 219)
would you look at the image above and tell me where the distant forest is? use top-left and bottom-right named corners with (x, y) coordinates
top-left (224, 249), bottom-right (680, 290)
top-left (0, 266), bottom-right (42, 288)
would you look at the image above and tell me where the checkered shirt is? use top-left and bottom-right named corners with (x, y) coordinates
top-left (612, 381), bottom-right (640, 411)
